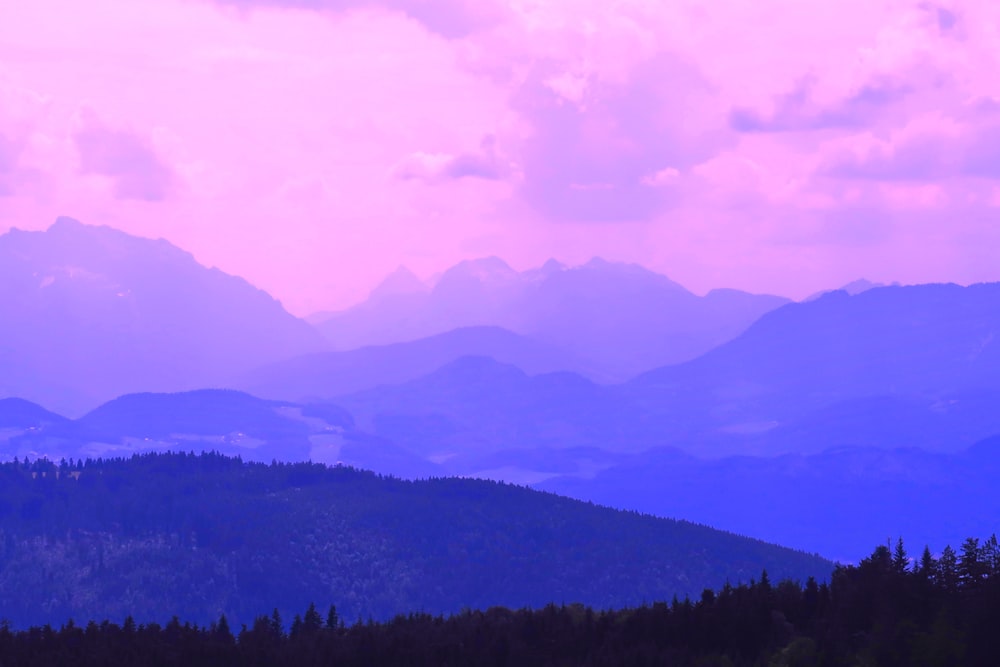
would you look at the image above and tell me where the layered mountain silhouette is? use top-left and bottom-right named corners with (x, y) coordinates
top-left (313, 257), bottom-right (789, 379)
top-left (325, 282), bottom-right (1000, 479)
top-left (4, 216), bottom-right (1000, 568)
top-left (237, 325), bottom-right (608, 402)
top-left (0, 218), bottom-right (326, 414)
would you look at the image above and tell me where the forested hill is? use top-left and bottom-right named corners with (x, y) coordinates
top-left (0, 453), bottom-right (830, 628)
top-left (2, 539), bottom-right (998, 666)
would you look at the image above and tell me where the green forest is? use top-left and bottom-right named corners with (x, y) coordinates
top-left (2, 538), bottom-right (999, 666)
top-left (0, 453), bottom-right (827, 627)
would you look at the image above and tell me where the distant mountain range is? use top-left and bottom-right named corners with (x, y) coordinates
top-left (4, 216), bottom-right (1000, 565)
top-left (0, 452), bottom-right (832, 628)
top-left (0, 218), bottom-right (326, 415)
top-left (237, 326), bottom-right (609, 402)
top-left (0, 218), bottom-right (794, 414)
top-left (317, 285), bottom-right (1000, 471)
top-left (312, 256), bottom-right (790, 380)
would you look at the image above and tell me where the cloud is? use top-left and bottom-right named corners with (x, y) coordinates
top-left (729, 76), bottom-right (910, 133)
top-left (641, 167), bottom-right (680, 187)
top-left (821, 118), bottom-right (1000, 182)
top-left (72, 110), bottom-right (176, 201)
top-left (511, 52), bottom-right (729, 222)
top-left (0, 133), bottom-right (19, 196)
top-left (392, 136), bottom-right (506, 182)
top-left (960, 125), bottom-right (1000, 178)
top-left (928, 4), bottom-right (960, 33)
top-left (210, 0), bottom-right (507, 38)
top-left (822, 134), bottom-right (955, 181)
top-left (0, 81), bottom-right (54, 198)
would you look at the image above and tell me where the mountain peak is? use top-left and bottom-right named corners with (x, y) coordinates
top-left (804, 278), bottom-right (890, 302)
top-left (580, 257), bottom-right (653, 275)
top-left (541, 258), bottom-right (566, 274)
top-left (369, 265), bottom-right (428, 300)
top-left (840, 278), bottom-right (884, 295)
top-left (441, 256), bottom-right (518, 284)
top-left (574, 257), bottom-right (688, 293)
top-left (50, 216), bottom-right (86, 231)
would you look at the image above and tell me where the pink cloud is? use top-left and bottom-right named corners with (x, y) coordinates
top-left (510, 52), bottom-right (727, 222)
top-left (211, 0), bottom-right (508, 38)
top-left (3, 0), bottom-right (1000, 313)
top-left (0, 133), bottom-right (20, 196)
top-left (729, 76), bottom-right (911, 133)
top-left (820, 112), bottom-right (1000, 182)
top-left (392, 136), bottom-right (507, 182)
top-left (72, 109), bottom-right (176, 201)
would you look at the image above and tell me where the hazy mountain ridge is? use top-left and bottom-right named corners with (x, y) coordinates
top-left (628, 283), bottom-right (1000, 442)
top-left (313, 256), bottom-right (790, 379)
top-left (0, 397), bottom-right (70, 430)
top-left (237, 325), bottom-right (610, 402)
top-left (537, 435), bottom-right (1000, 562)
top-left (0, 218), bottom-right (327, 415)
top-left (324, 283), bottom-right (1000, 467)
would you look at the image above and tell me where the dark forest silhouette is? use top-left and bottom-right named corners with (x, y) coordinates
top-left (2, 537), bottom-right (998, 666)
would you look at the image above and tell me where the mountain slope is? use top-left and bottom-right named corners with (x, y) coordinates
top-left (0, 217), bottom-right (326, 414)
top-left (629, 283), bottom-right (1000, 440)
top-left (0, 452), bottom-right (832, 628)
top-left (0, 398), bottom-right (70, 430)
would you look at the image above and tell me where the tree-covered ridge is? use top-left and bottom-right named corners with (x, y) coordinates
top-left (0, 452), bottom-right (829, 629)
top-left (1, 538), bottom-right (998, 666)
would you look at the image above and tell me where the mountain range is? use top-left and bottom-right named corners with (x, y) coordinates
top-left (311, 256), bottom-right (790, 379)
top-left (4, 216), bottom-right (1000, 564)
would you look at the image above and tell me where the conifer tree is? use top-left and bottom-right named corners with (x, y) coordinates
top-left (892, 537), bottom-right (908, 573)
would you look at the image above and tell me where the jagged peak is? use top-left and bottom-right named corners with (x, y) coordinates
top-left (49, 216), bottom-right (87, 231)
top-left (369, 265), bottom-right (428, 299)
top-left (541, 258), bottom-right (567, 273)
top-left (441, 256), bottom-right (519, 284)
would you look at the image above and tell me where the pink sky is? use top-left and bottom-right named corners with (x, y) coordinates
top-left (1, 0), bottom-right (999, 315)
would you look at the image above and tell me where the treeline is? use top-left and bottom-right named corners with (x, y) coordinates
top-left (2, 538), bottom-right (999, 666)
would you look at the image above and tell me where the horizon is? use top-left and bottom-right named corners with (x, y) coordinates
top-left (3, 0), bottom-right (999, 314)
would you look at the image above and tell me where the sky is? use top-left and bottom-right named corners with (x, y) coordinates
top-left (1, 0), bottom-right (999, 315)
